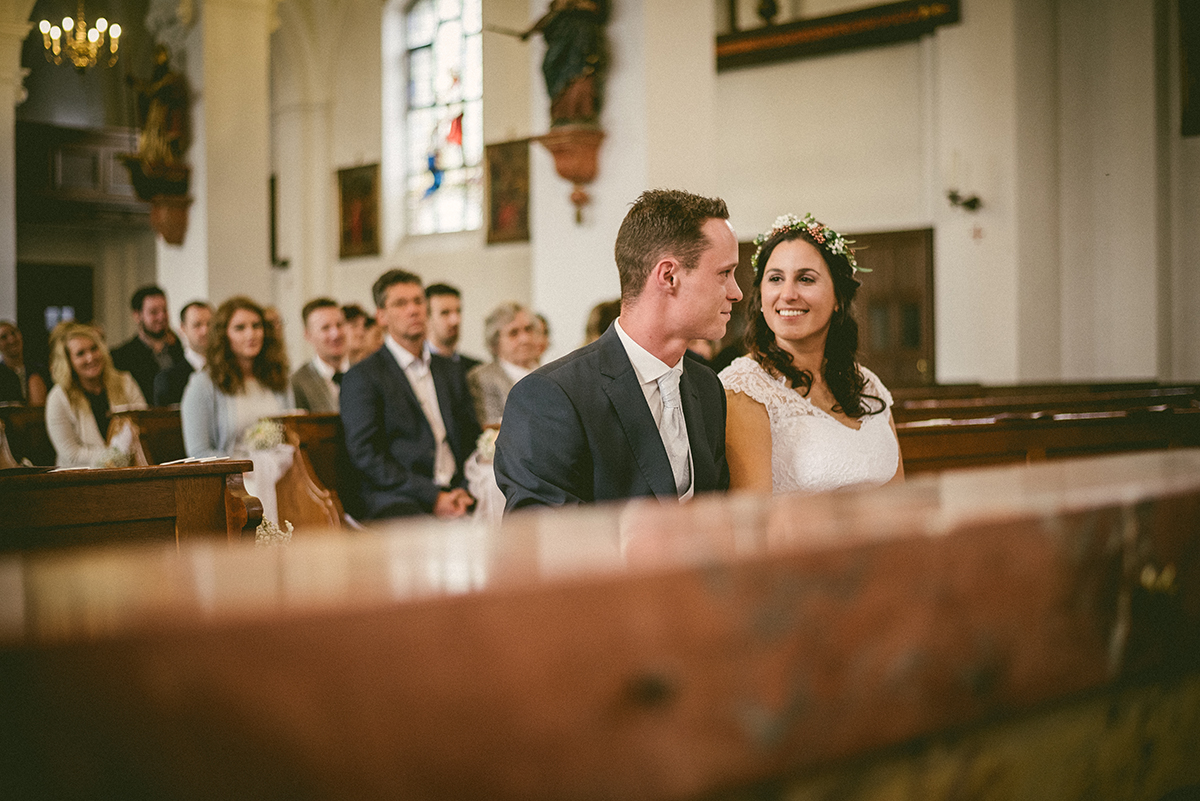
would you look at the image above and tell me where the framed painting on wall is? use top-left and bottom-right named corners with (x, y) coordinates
top-left (485, 140), bottom-right (530, 244)
top-left (338, 164), bottom-right (380, 258)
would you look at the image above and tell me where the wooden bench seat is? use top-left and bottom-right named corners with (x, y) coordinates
top-left (0, 404), bottom-right (54, 466)
top-left (109, 408), bottom-right (343, 530)
top-left (898, 406), bottom-right (1200, 473)
top-left (0, 460), bottom-right (261, 552)
top-left (892, 384), bottom-right (1200, 423)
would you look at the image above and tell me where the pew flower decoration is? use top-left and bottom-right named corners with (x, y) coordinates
top-left (243, 418), bottom-right (285, 451)
top-left (94, 446), bottom-right (131, 469)
top-left (476, 428), bottom-right (499, 462)
top-left (255, 518), bottom-right (294, 546)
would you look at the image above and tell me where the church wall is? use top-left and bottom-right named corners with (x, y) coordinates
top-left (1057, 0), bottom-right (1159, 380)
top-left (712, 0), bottom-right (1174, 383)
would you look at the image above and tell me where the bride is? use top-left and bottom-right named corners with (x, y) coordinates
top-left (719, 213), bottom-right (904, 494)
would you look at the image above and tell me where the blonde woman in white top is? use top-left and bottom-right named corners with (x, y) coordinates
top-left (45, 323), bottom-right (146, 467)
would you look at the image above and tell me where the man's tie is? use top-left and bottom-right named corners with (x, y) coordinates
top-left (332, 371), bottom-right (344, 386)
top-left (657, 369), bottom-right (692, 498)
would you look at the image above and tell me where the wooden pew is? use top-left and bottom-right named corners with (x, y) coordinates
top-left (0, 420), bottom-right (19, 469)
top-left (0, 404), bottom-right (54, 466)
top-left (2, 450), bottom-right (1199, 799)
top-left (109, 409), bottom-right (343, 530)
top-left (898, 406), bottom-right (1200, 473)
top-left (0, 460), bottom-right (261, 552)
top-left (892, 383), bottom-right (1200, 423)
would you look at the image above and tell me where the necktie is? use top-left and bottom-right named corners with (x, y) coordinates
top-left (332, 371), bottom-right (343, 386)
top-left (657, 369), bottom-right (692, 498)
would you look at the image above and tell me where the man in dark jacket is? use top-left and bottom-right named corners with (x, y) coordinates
top-left (112, 285), bottom-right (185, 404)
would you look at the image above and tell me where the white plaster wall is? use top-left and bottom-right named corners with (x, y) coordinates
top-left (1058, 0), bottom-right (1159, 379)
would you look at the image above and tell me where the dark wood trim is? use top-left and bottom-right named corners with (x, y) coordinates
top-left (717, 0), bottom-right (961, 71)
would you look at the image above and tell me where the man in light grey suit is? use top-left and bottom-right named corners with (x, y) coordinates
top-left (292, 297), bottom-right (349, 413)
top-left (466, 302), bottom-right (542, 426)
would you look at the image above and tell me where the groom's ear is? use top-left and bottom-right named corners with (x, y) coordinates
top-left (650, 256), bottom-right (680, 294)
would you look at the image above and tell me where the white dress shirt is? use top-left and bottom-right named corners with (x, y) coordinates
top-left (613, 319), bottom-right (694, 500)
top-left (385, 334), bottom-right (456, 488)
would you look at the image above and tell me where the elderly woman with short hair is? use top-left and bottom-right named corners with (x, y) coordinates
top-left (466, 302), bottom-right (541, 427)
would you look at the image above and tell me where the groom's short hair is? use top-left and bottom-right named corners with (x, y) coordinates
top-left (614, 189), bottom-right (729, 304)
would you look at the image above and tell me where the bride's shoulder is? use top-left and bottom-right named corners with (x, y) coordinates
top-left (720, 356), bottom-right (787, 404)
top-left (857, 364), bottom-right (894, 408)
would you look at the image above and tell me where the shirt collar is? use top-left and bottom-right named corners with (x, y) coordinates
top-left (386, 334), bottom-right (427, 372)
top-left (614, 318), bottom-right (679, 387)
top-left (184, 346), bottom-right (206, 371)
top-left (498, 359), bottom-right (532, 384)
top-left (311, 355), bottom-right (349, 380)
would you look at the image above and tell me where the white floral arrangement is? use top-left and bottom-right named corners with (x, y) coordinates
top-left (243, 418), bottom-right (285, 451)
top-left (94, 446), bottom-right (131, 469)
top-left (255, 518), bottom-right (293, 546)
top-left (750, 213), bottom-right (868, 276)
top-left (476, 428), bottom-right (499, 462)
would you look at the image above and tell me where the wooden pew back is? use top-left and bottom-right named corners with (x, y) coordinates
top-left (0, 404), bottom-right (54, 465)
top-left (0, 460), bottom-right (261, 552)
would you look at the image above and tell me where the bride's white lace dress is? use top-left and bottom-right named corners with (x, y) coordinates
top-left (719, 356), bottom-right (899, 494)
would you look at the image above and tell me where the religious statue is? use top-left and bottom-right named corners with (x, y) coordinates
top-left (125, 45), bottom-right (190, 197)
top-left (122, 45), bottom-right (192, 244)
top-left (521, 0), bottom-right (609, 127)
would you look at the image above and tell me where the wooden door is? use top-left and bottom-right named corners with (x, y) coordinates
top-left (849, 228), bottom-right (934, 388)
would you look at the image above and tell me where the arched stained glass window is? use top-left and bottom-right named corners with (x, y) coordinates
top-left (404, 0), bottom-right (483, 235)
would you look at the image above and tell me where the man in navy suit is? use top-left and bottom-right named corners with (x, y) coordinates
top-left (494, 189), bottom-right (742, 510)
top-left (340, 269), bottom-right (481, 519)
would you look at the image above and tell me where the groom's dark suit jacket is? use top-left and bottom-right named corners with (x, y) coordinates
top-left (340, 344), bottom-right (481, 519)
top-left (493, 325), bottom-right (729, 510)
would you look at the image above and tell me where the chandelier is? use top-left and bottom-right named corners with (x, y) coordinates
top-left (38, 1), bottom-right (122, 71)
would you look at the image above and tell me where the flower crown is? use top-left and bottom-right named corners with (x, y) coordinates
top-left (750, 213), bottom-right (868, 276)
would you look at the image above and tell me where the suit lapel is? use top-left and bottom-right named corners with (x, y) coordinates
top-left (378, 347), bottom-right (426, 428)
top-left (596, 328), bottom-right (677, 500)
top-left (430, 356), bottom-right (460, 456)
top-left (679, 362), bottom-right (715, 492)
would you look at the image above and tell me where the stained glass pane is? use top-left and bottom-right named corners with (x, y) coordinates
top-left (461, 99), bottom-right (482, 166)
top-left (434, 20), bottom-right (464, 104)
top-left (462, 33), bottom-right (482, 100)
top-left (406, 0), bottom-right (436, 48)
top-left (407, 46), bottom-right (434, 108)
top-left (404, 0), bottom-right (481, 236)
top-left (407, 107), bottom-right (436, 174)
top-left (462, 1), bottom-right (481, 34)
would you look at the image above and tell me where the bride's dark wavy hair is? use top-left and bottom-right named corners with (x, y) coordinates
top-left (745, 227), bottom-right (884, 419)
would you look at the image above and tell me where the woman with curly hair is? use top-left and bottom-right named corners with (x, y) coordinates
top-left (719, 214), bottom-right (903, 494)
top-left (45, 323), bottom-right (147, 466)
top-left (181, 296), bottom-right (293, 458)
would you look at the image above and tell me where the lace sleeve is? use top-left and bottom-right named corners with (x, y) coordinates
top-left (858, 365), bottom-right (893, 410)
top-left (719, 357), bottom-right (796, 409)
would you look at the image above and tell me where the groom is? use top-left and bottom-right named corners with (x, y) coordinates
top-left (494, 189), bottom-right (742, 509)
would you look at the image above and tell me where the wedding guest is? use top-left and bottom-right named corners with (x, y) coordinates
top-left (0, 321), bottom-right (48, 405)
top-left (112, 285), bottom-right (185, 403)
top-left (292, 298), bottom-right (349, 413)
top-left (466, 302), bottom-right (542, 426)
top-left (425, 283), bottom-right (482, 372)
top-left (343, 304), bottom-right (381, 364)
top-left (45, 323), bottom-right (146, 467)
top-left (583, 298), bottom-right (620, 345)
top-left (533, 312), bottom-right (551, 362)
top-left (719, 213), bottom-right (903, 494)
top-left (340, 269), bottom-right (480, 519)
top-left (181, 297), bottom-right (293, 458)
top-left (153, 301), bottom-right (212, 406)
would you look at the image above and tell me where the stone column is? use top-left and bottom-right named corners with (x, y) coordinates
top-left (0, 2), bottom-right (35, 321)
top-left (156, 0), bottom-right (275, 315)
